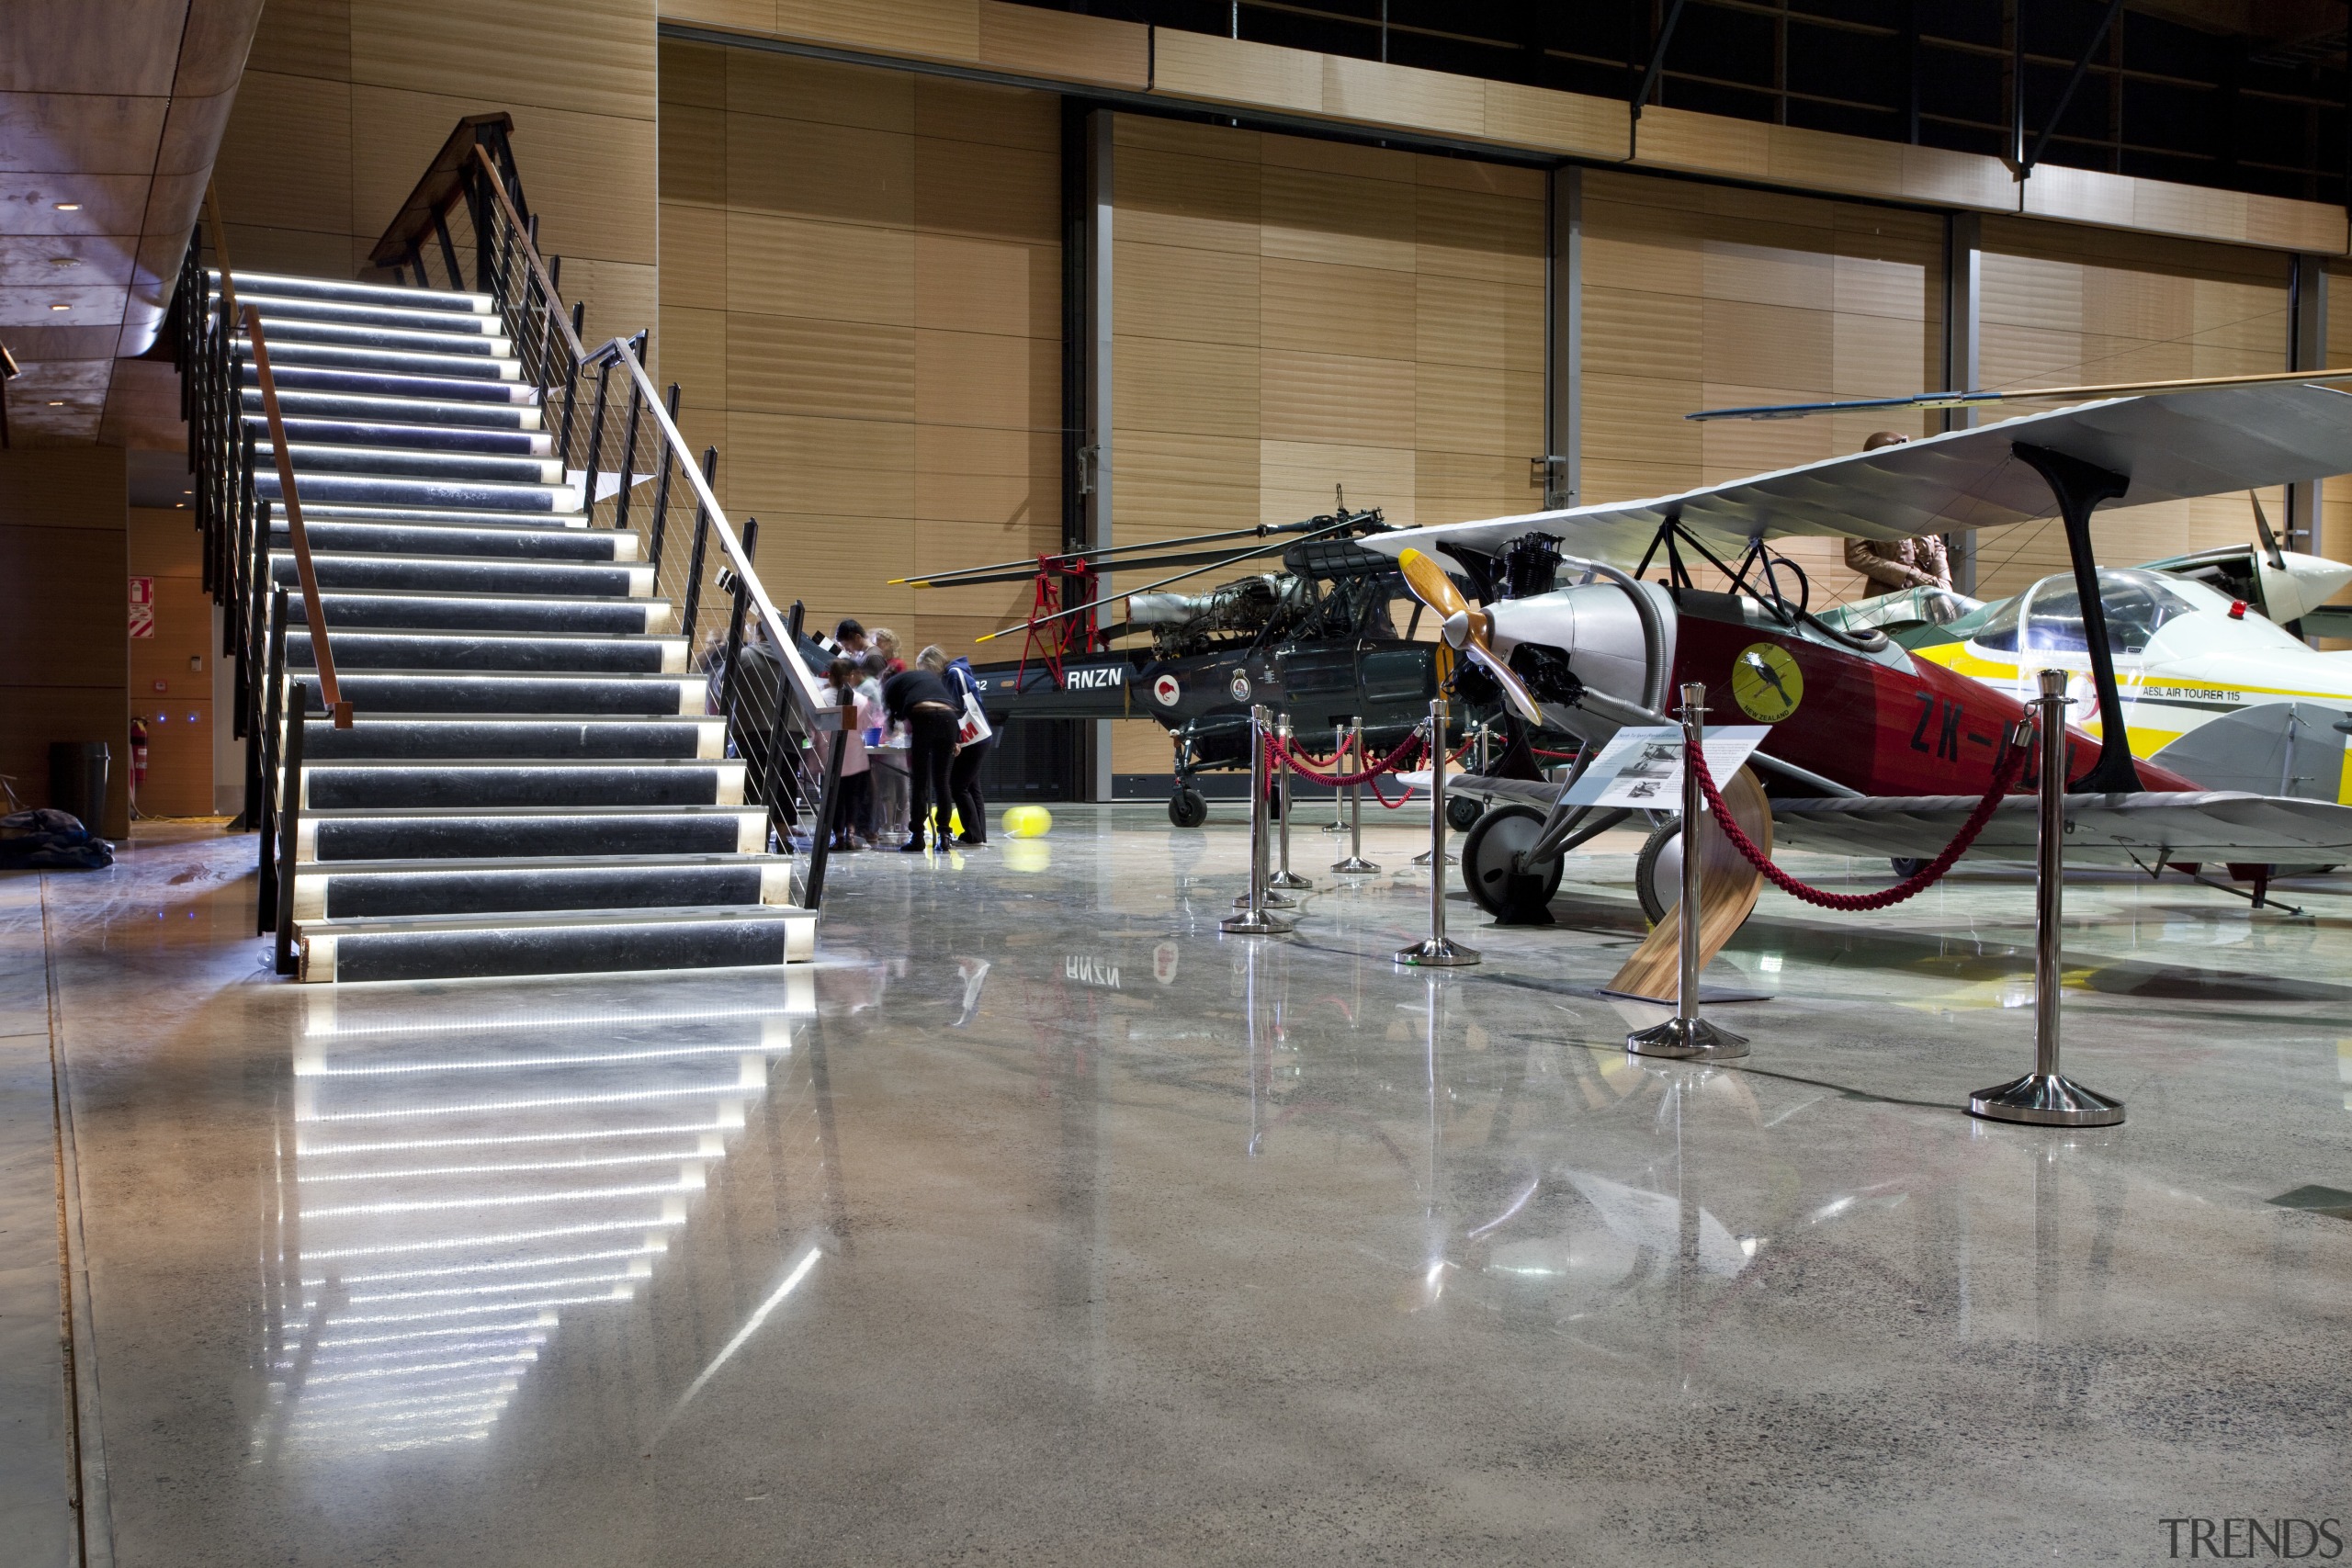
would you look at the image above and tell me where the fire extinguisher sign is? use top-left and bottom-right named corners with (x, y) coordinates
top-left (129, 576), bottom-right (154, 638)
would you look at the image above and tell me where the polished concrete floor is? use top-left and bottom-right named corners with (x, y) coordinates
top-left (9, 806), bottom-right (2352, 1565)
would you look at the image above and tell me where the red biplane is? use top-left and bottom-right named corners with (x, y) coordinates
top-left (1362, 378), bottom-right (2352, 923)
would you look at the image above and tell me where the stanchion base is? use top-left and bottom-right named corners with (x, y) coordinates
top-left (1233, 890), bottom-right (1298, 909)
top-left (1625, 1017), bottom-right (1750, 1061)
top-left (1410, 851), bottom-right (1458, 866)
top-left (1395, 938), bottom-right (1479, 966)
top-left (1269, 871), bottom-right (1313, 889)
top-left (1965, 1072), bottom-right (2124, 1127)
top-left (1330, 857), bottom-right (1381, 874)
top-left (1221, 909), bottom-right (1295, 936)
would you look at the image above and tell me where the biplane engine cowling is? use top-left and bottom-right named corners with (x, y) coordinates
top-left (1486, 580), bottom-right (1675, 731)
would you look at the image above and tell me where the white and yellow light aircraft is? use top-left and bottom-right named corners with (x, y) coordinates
top-left (1895, 548), bottom-right (2352, 801)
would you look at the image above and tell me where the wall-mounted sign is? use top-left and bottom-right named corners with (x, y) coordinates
top-left (129, 576), bottom-right (154, 638)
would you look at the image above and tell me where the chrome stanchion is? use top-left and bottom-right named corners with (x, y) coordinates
top-left (1968, 668), bottom-right (2124, 1126)
top-left (1270, 712), bottom-right (1312, 891)
top-left (1411, 710), bottom-right (1456, 866)
top-left (1626, 682), bottom-right (1748, 1061)
top-left (1323, 720), bottom-right (1349, 835)
top-left (1396, 698), bottom-right (1477, 966)
top-left (1223, 705), bottom-right (1295, 935)
top-left (1332, 716), bottom-right (1378, 874)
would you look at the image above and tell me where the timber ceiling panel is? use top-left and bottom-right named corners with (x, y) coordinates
top-left (0, 0), bottom-right (262, 446)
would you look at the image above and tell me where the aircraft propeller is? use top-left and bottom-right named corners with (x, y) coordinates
top-left (1395, 547), bottom-right (1546, 726)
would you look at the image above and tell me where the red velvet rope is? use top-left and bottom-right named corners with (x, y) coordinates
top-left (1689, 737), bottom-right (2029, 911)
top-left (1267, 730), bottom-right (1425, 787)
top-left (1261, 728), bottom-right (1476, 813)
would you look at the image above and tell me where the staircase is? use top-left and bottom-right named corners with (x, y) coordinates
top-left (228, 268), bottom-right (817, 984)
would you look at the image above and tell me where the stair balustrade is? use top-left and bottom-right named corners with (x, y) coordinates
top-left (175, 118), bottom-right (845, 950)
top-left (366, 125), bottom-right (845, 896)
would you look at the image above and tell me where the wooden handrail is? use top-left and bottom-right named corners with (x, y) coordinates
top-left (241, 307), bottom-right (352, 729)
top-left (366, 113), bottom-right (517, 272)
top-left (200, 183), bottom-right (240, 336)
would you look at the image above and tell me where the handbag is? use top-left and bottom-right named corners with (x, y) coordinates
top-left (954, 668), bottom-right (993, 746)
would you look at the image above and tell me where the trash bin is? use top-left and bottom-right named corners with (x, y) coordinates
top-left (50, 741), bottom-right (109, 837)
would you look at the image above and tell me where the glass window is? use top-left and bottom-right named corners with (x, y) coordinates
top-left (2016, 569), bottom-right (2199, 657)
top-left (1966, 594), bottom-right (2023, 652)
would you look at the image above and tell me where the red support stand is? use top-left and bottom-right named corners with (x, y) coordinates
top-left (1012, 556), bottom-right (1096, 693)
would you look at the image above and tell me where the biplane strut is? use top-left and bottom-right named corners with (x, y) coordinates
top-left (2012, 442), bottom-right (2143, 794)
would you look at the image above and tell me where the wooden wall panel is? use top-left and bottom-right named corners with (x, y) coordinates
top-left (126, 507), bottom-right (219, 818)
top-left (1109, 111), bottom-right (1541, 777)
top-left (217, 0), bottom-right (658, 348)
top-left (1580, 169), bottom-right (1943, 606)
top-left (0, 447), bottom-right (129, 837)
top-left (659, 41), bottom-right (1060, 660)
top-left (1973, 218), bottom-right (2291, 601)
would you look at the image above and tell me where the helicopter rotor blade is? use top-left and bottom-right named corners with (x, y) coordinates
top-left (972, 515), bottom-right (1366, 644)
top-left (893, 509), bottom-right (1384, 588)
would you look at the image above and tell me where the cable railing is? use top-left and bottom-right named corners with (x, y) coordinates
top-left (372, 122), bottom-right (846, 902)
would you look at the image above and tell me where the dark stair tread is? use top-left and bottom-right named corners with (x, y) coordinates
top-left (300, 903), bottom-right (812, 932)
top-left (237, 294), bottom-right (503, 333)
top-left (221, 270), bottom-right (492, 312)
top-left (246, 318), bottom-right (511, 354)
top-left (295, 852), bottom-right (790, 875)
top-left (293, 504), bottom-right (586, 526)
top-left (253, 390), bottom-right (542, 428)
top-left (299, 758), bottom-right (736, 773)
top-left (301, 804), bottom-right (764, 818)
top-left (246, 417), bottom-right (550, 454)
top-left (242, 366), bottom-right (535, 403)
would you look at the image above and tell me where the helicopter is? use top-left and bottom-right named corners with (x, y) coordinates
top-left (1364, 374), bottom-right (2352, 929)
top-left (896, 501), bottom-right (1501, 826)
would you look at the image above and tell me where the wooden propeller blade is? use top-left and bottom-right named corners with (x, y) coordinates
top-left (1465, 640), bottom-right (1546, 726)
top-left (1403, 549), bottom-right (1544, 724)
top-left (1396, 547), bottom-right (1465, 621)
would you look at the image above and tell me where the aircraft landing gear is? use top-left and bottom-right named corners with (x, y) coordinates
top-left (1169, 786), bottom-right (1208, 828)
top-left (1445, 793), bottom-right (1483, 831)
top-left (1461, 805), bottom-right (1563, 925)
top-left (1635, 819), bottom-right (1682, 925)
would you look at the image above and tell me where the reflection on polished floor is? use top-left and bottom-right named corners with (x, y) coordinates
top-left (26, 810), bottom-right (2352, 1564)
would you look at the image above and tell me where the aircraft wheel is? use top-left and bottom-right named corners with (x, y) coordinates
top-left (1446, 792), bottom-right (1484, 831)
top-left (1635, 819), bottom-right (1682, 926)
top-left (1890, 856), bottom-right (1927, 879)
top-left (1462, 805), bottom-right (1563, 925)
top-left (1169, 787), bottom-right (1208, 829)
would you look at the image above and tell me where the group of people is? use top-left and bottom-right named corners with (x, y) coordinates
top-left (817, 619), bottom-right (994, 854)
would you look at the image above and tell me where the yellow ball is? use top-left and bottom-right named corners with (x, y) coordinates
top-left (1003, 805), bottom-right (1053, 839)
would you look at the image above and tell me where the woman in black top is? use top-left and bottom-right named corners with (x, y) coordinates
top-left (882, 664), bottom-right (958, 851)
top-left (926, 646), bottom-right (991, 846)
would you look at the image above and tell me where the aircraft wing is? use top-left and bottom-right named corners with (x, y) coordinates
top-left (1361, 381), bottom-right (2352, 562)
top-left (1769, 791), bottom-right (2352, 865)
top-left (1440, 773), bottom-right (2352, 865)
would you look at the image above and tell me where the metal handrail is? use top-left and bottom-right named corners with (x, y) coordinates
top-left (240, 307), bottom-right (352, 728)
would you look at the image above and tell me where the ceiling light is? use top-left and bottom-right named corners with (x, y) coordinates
top-left (52, 202), bottom-right (79, 211)
top-left (50, 303), bottom-right (70, 311)
top-left (49, 400), bottom-right (65, 406)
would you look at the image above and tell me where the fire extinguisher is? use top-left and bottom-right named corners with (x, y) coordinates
top-left (130, 716), bottom-right (149, 801)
